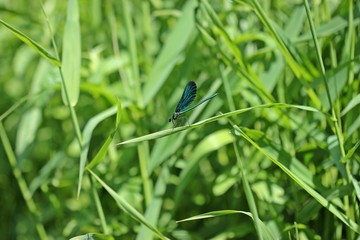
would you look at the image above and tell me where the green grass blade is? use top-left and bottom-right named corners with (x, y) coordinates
top-left (0, 121), bottom-right (48, 239)
top-left (1, 1), bottom-right (358, 238)
top-left (345, 111), bottom-right (360, 137)
top-left (61, 0), bottom-right (81, 106)
top-left (69, 233), bottom-right (114, 240)
top-left (304, 0), bottom-right (332, 110)
top-left (233, 142), bottom-right (264, 240)
top-left (0, 18), bottom-right (61, 67)
top-left (233, 0), bottom-right (323, 108)
top-left (342, 140), bottom-right (360, 163)
top-left (137, 141), bottom-right (152, 206)
top-left (297, 184), bottom-right (353, 222)
top-left (176, 210), bottom-right (253, 222)
top-left (198, 0), bottom-right (275, 103)
top-left (0, 93), bottom-right (40, 121)
top-left (15, 108), bottom-right (41, 155)
top-left (295, 16), bottom-right (349, 42)
top-left (120, 0), bottom-right (142, 107)
top-left (137, 165), bottom-right (170, 240)
top-left (284, 6), bottom-right (306, 38)
top-left (86, 136), bottom-right (113, 170)
top-left (316, 63), bottom-right (349, 111)
top-left (142, 0), bottom-right (198, 105)
top-left (86, 100), bottom-right (121, 170)
top-left (89, 170), bottom-right (169, 240)
top-left (116, 103), bottom-right (326, 145)
top-left (90, 176), bottom-right (110, 235)
top-left (341, 94), bottom-right (360, 116)
top-left (351, 175), bottom-right (360, 202)
top-left (148, 127), bottom-right (196, 175)
top-left (29, 153), bottom-right (64, 195)
top-left (174, 130), bottom-right (235, 205)
top-left (235, 126), bottom-right (360, 233)
top-left (177, 210), bottom-right (276, 239)
top-left (244, 0), bottom-right (309, 80)
top-left (77, 106), bottom-right (117, 198)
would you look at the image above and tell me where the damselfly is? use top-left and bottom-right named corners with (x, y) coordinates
top-left (168, 81), bottom-right (218, 126)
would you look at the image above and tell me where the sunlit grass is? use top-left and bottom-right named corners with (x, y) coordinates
top-left (0, 0), bottom-right (359, 239)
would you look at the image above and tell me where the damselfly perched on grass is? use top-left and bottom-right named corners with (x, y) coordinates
top-left (168, 81), bottom-right (218, 126)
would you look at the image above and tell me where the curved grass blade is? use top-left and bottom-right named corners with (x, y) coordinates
top-left (77, 106), bottom-right (117, 198)
top-left (117, 103), bottom-right (326, 146)
top-left (176, 210), bottom-right (252, 223)
top-left (86, 100), bottom-right (122, 170)
top-left (235, 126), bottom-right (360, 233)
top-left (0, 18), bottom-right (61, 67)
top-left (0, 92), bottom-right (42, 121)
top-left (69, 233), bottom-right (114, 240)
top-left (88, 170), bottom-right (169, 240)
top-left (176, 210), bottom-right (276, 240)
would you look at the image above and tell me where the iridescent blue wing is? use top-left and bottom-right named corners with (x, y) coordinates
top-left (179, 92), bottom-right (218, 114)
top-left (175, 81), bottom-right (197, 112)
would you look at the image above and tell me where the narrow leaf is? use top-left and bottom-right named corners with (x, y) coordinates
top-left (61, 0), bottom-right (81, 106)
top-left (0, 18), bottom-right (61, 67)
top-left (89, 170), bottom-right (169, 240)
top-left (77, 106), bottom-right (117, 198)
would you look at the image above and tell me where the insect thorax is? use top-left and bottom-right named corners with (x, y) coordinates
top-left (169, 112), bottom-right (180, 122)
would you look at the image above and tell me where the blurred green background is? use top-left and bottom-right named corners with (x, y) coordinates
top-left (0, 0), bottom-right (359, 239)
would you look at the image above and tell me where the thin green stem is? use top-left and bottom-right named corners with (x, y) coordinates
top-left (0, 92), bottom-right (42, 121)
top-left (40, 0), bottom-right (83, 146)
top-left (121, 0), bottom-right (143, 108)
top-left (90, 175), bottom-right (109, 234)
top-left (304, 0), bottom-right (333, 110)
top-left (233, 141), bottom-right (264, 240)
top-left (304, 2), bottom-right (355, 238)
top-left (0, 121), bottom-right (47, 240)
top-left (138, 141), bottom-right (152, 206)
top-left (304, 0), bottom-right (346, 158)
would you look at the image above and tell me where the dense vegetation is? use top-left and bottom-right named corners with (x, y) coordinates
top-left (0, 0), bottom-right (359, 239)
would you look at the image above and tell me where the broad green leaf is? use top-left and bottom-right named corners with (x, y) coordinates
top-left (296, 16), bottom-right (348, 42)
top-left (15, 60), bottom-right (53, 156)
top-left (61, 0), bottom-right (81, 106)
